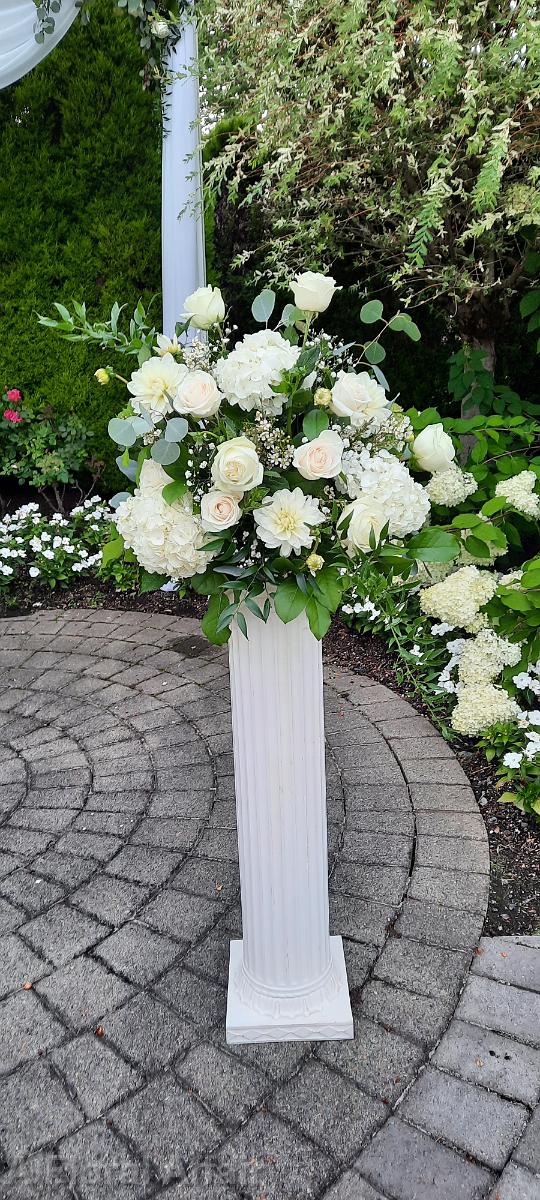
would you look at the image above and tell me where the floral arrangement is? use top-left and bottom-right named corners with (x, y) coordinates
top-left (96, 272), bottom-right (488, 645)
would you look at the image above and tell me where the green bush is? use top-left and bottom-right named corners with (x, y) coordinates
top-left (0, 0), bottom-right (162, 491)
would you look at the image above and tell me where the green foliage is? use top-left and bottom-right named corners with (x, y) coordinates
top-left (0, 497), bottom-right (115, 593)
top-left (0, 0), bottom-right (162, 492)
top-left (0, 397), bottom-right (93, 498)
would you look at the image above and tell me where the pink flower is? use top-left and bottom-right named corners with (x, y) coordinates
top-left (3, 409), bottom-right (22, 423)
top-left (5, 389), bottom-right (21, 403)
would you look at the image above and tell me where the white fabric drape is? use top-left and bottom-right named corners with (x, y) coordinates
top-left (0, 0), bottom-right (79, 90)
top-left (161, 16), bottom-right (206, 336)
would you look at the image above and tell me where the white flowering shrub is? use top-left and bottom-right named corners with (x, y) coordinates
top-left (0, 498), bottom-right (126, 596)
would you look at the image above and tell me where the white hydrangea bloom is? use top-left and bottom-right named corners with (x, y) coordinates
top-left (495, 470), bottom-right (540, 518)
top-left (426, 463), bottom-right (478, 507)
top-left (338, 449), bottom-right (430, 538)
top-left (115, 459), bottom-right (213, 579)
top-left (214, 331), bottom-right (300, 413)
top-left (457, 629), bottom-right (522, 684)
top-left (419, 565), bottom-right (497, 633)
top-left (451, 683), bottom-right (522, 735)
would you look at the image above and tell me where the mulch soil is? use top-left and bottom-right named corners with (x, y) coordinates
top-left (2, 580), bottom-right (539, 937)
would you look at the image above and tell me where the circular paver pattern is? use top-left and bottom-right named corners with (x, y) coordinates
top-left (0, 608), bottom-right (536, 1200)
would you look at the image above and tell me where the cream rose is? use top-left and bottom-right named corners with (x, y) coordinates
top-left (200, 491), bottom-right (242, 532)
top-left (290, 271), bottom-right (338, 313)
top-left (331, 370), bottom-right (390, 431)
top-left (338, 495), bottom-right (386, 555)
top-left (413, 424), bottom-right (456, 473)
top-left (293, 429), bottom-right (344, 480)
top-left (211, 436), bottom-right (263, 494)
top-left (183, 285), bottom-right (225, 330)
top-left (173, 371), bottom-right (223, 419)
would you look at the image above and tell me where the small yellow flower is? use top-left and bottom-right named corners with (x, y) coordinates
top-left (94, 368), bottom-right (111, 385)
top-left (314, 387), bottom-right (332, 409)
top-left (306, 552), bottom-right (324, 572)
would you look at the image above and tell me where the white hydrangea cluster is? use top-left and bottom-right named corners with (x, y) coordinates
top-left (419, 565), bottom-right (498, 633)
top-left (214, 330), bottom-right (300, 413)
top-left (425, 463), bottom-right (478, 507)
top-left (495, 470), bottom-right (540, 518)
top-left (457, 629), bottom-right (522, 684)
top-left (115, 460), bottom-right (213, 580)
top-left (451, 683), bottom-right (522, 736)
top-left (339, 449), bottom-right (430, 538)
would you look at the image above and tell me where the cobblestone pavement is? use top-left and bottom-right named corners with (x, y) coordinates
top-left (0, 608), bottom-right (538, 1200)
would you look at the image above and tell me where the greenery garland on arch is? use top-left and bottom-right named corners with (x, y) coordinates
top-left (33, 0), bottom-right (191, 86)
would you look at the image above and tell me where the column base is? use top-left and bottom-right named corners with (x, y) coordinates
top-left (226, 936), bottom-right (354, 1044)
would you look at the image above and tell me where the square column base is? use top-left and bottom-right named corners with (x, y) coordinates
top-left (226, 936), bottom-right (354, 1044)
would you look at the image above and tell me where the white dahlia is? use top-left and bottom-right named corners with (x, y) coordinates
top-left (214, 331), bottom-right (300, 413)
top-left (254, 487), bottom-right (324, 556)
top-left (127, 353), bottom-right (188, 419)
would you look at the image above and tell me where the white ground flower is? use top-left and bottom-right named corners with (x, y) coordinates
top-left (426, 464), bottom-right (478, 507)
top-left (214, 331), bottom-right (300, 413)
top-left (420, 566), bottom-right (497, 633)
top-left (495, 470), bottom-right (540, 518)
top-left (127, 353), bottom-right (188, 419)
top-left (503, 752), bottom-right (523, 769)
top-left (339, 449), bottom-right (430, 538)
top-left (457, 629), bottom-right (522, 684)
top-left (451, 683), bottom-right (522, 735)
top-left (254, 488), bottom-right (324, 556)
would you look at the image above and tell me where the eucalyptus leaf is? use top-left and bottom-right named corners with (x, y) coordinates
top-left (108, 417), bottom-right (137, 447)
top-left (164, 417), bottom-right (189, 442)
top-left (151, 439), bottom-right (180, 465)
top-left (360, 300), bottom-right (384, 324)
top-left (252, 289), bottom-right (276, 323)
top-left (115, 455), bottom-right (138, 481)
top-left (109, 491), bottom-right (131, 508)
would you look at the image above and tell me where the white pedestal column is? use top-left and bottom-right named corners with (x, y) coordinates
top-left (226, 606), bottom-right (353, 1043)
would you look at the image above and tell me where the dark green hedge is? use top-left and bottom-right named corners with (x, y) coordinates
top-left (0, 0), bottom-right (162, 491)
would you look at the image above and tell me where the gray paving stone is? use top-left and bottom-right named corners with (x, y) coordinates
top-left (0, 933), bottom-right (49, 997)
top-left (36, 955), bottom-right (134, 1028)
top-left (402, 758), bottom-right (469, 785)
top-left (457, 975), bottom-right (540, 1047)
top-left (104, 990), bottom-right (193, 1070)
top-left (224, 1035), bottom-right (308, 1081)
top-left (177, 1042), bottom-right (267, 1125)
top-left (30, 851), bottom-right (99, 889)
top-left (415, 810), bottom-right (485, 840)
top-left (0, 895), bottom-right (25, 933)
top-left (140, 888), bottom-right (220, 943)
top-left (0, 989), bottom-right (65, 1073)
top-left (343, 940), bottom-right (379, 992)
top-left (472, 937), bottom-right (540, 992)
top-left (356, 1116), bottom-right (494, 1200)
top-left (409, 784), bottom-right (482, 812)
top-left (0, 869), bottom-right (66, 916)
top-left (317, 1017), bottom-right (425, 1103)
top-left (10, 808), bottom-right (75, 834)
top-left (490, 1163), bottom-right (540, 1200)
top-left (113, 1073), bottom-right (221, 1181)
top-left (183, 926), bottom-right (230, 987)
top-left (71, 874), bottom-right (150, 925)
top-left (214, 1110), bottom-right (334, 1199)
top-left (399, 1065), bottom-right (527, 1170)
top-left (341, 831), bottom-right (412, 869)
top-left (130, 816), bottom-right (201, 851)
top-left (417, 835), bottom-right (489, 874)
top-left (374, 936), bottom-right (469, 1000)
top-left (340, 785), bottom-right (411, 812)
top-left (514, 1106), bottom-right (540, 1173)
top-left (106, 844), bottom-right (181, 886)
top-left (360, 980), bottom-right (450, 1047)
top-left (96, 922), bottom-right (180, 985)
top-left (0, 827), bottom-right (51, 857)
top-left (54, 831), bottom-right (122, 862)
top-left (271, 1059), bottom-right (387, 1163)
top-left (330, 894), bottom-right (394, 947)
top-left (322, 1173), bottom-right (388, 1200)
top-left (409, 866), bottom-right (489, 913)
top-left (161, 1163), bottom-right (239, 1199)
top-left (58, 1119), bottom-right (152, 1200)
top-left (330, 863), bottom-right (409, 905)
top-left (155, 965), bottom-right (227, 1029)
top-left (52, 1031), bottom-right (141, 1117)
top-left (0, 1152), bottom-right (73, 1200)
top-left (346, 809), bottom-right (414, 836)
top-left (0, 1060), bottom-right (82, 1165)
top-left (395, 899), bottom-right (483, 950)
top-left (22, 904), bottom-right (108, 967)
top-left (433, 1018), bottom-right (540, 1106)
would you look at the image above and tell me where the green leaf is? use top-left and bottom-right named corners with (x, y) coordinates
top-left (296, 345), bottom-right (320, 375)
top-left (481, 497), bottom-right (508, 516)
top-left (520, 291), bottom-right (540, 317)
top-left (162, 479), bottom-right (187, 505)
top-left (302, 408), bottom-right (329, 439)
top-left (202, 593), bottom-right (232, 645)
top-left (305, 595), bottom-right (332, 639)
top-left (522, 569), bottom-right (540, 589)
top-left (151, 439), bottom-right (180, 465)
top-left (164, 417), bottom-right (189, 442)
top-left (463, 535), bottom-right (492, 558)
top-left (251, 289), bottom-right (276, 323)
top-left (236, 610), bottom-right (249, 638)
top-left (499, 591), bottom-right (531, 612)
top-left (190, 570), bottom-right (225, 595)
top-left (274, 579), bottom-right (307, 624)
top-left (312, 566), bottom-right (342, 612)
top-left (409, 528), bottom-right (460, 563)
top-left (101, 536), bottom-right (124, 565)
top-left (451, 513), bottom-right (484, 529)
top-left (364, 342), bottom-right (386, 365)
top-left (140, 570), bottom-right (167, 593)
top-left (108, 417), bottom-right (137, 447)
top-left (109, 491), bottom-right (131, 509)
top-left (360, 299), bottom-right (383, 324)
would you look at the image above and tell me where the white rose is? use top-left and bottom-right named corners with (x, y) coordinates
top-left (200, 491), bottom-right (242, 532)
top-left (290, 271), bottom-right (338, 313)
top-left (183, 285), bottom-right (225, 330)
top-left (211, 436), bottom-right (263, 494)
top-left (413, 424), bottom-right (456, 473)
top-left (173, 371), bottom-right (223, 419)
top-left (138, 458), bottom-right (170, 495)
top-left (338, 495), bottom-right (386, 555)
top-left (331, 371), bottom-right (390, 431)
top-left (293, 429), bottom-right (344, 480)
